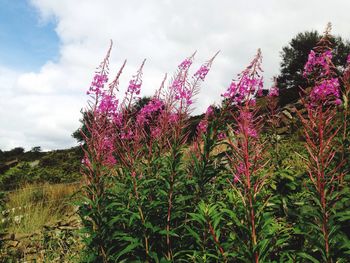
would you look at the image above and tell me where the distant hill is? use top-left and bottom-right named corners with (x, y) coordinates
top-left (0, 147), bottom-right (83, 191)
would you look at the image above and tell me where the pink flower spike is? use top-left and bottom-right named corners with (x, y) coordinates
top-left (206, 105), bottom-right (214, 116)
top-left (268, 86), bottom-right (279, 97)
top-left (178, 59), bottom-right (192, 70)
top-left (218, 132), bottom-right (226, 140)
top-left (222, 49), bottom-right (263, 105)
top-left (197, 119), bottom-right (208, 135)
top-left (194, 65), bottom-right (210, 80)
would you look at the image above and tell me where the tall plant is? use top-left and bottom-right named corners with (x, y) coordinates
top-left (297, 24), bottom-right (349, 262)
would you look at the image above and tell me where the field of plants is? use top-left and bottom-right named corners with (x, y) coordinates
top-left (77, 25), bottom-right (350, 262)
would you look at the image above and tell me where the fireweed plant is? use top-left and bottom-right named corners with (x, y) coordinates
top-left (297, 24), bottom-right (350, 262)
top-left (186, 50), bottom-right (291, 262)
top-left (79, 27), bottom-right (350, 262)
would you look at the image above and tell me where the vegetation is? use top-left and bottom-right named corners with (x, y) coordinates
top-left (77, 25), bottom-right (350, 262)
top-left (1, 25), bottom-right (350, 262)
top-left (0, 147), bottom-right (82, 191)
top-left (2, 182), bottom-right (79, 234)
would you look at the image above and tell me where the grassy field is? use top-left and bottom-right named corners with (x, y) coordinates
top-left (1, 182), bottom-right (80, 233)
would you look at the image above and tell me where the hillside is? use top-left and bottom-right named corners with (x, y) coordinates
top-left (0, 147), bottom-right (83, 191)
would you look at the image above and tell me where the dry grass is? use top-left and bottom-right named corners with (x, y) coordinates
top-left (2, 182), bottom-right (81, 234)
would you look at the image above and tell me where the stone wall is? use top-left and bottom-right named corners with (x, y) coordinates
top-left (0, 214), bottom-right (83, 262)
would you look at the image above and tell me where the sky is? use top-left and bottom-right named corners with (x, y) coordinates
top-left (0, 0), bottom-right (350, 151)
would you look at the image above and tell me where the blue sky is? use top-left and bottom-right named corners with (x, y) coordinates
top-left (0, 0), bottom-right (59, 71)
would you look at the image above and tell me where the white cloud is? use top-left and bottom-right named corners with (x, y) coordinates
top-left (1, 0), bottom-right (350, 150)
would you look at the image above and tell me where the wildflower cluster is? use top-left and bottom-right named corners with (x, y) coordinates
top-left (136, 98), bottom-right (164, 126)
top-left (87, 73), bottom-right (108, 96)
top-left (78, 26), bottom-right (350, 262)
top-left (196, 105), bottom-right (214, 135)
top-left (303, 50), bottom-right (332, 77)
top-left (268, 83), bottom-right (279, 97)
top-left (310, 77), bottom-right (341, 105)
top-left (171, 56), bottom-right (195, 106)
top-left (222, 49), bottom-right (263, 104)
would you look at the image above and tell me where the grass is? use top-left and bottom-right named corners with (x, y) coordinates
top-left (1, 182), bottom-right (81, 234)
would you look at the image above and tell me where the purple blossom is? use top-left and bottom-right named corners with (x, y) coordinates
top-left (87, 73), bottom-right (108, 95)
top-left (113, 113), bottom-right (123, 127)
top-left (168, 113), bottom-right (179, 123)
top-left (197, 119), bottom-right (208, 135)
top-left (97, 93), bottom-right (119, 116)
top-left (194, 65), bottom-right (210, 80)
top-left (222, 63), bottom-right (263, 105)
top-left (172, 78), bottom-right (193, 105)
top-left (347, 54), bottom-right (350, 64)
top-left (205, 105), bottom-right (214, 116)
top-left (128, 79), bottom-right (142, 95)
top-left (100, 136), bottom-right (116, 167)
top-left (178, 59), bottom-right (192, 70)
top-left (268, 85), bottom-right (279, 97)
top-left (218, 132), bottom-right (226, 140)
top-left (249, 99), bottom-right (256, 106)
top-left (303, 50), bottom-right (332, 77)
top-left (247, 127), bottom-right (258, 138)
top-left (223, 76), bottom-right (263, 104)
top-left (310, 78), bottom-right (340, 104)
top-left (120, 130), bottom-right (134, 140)
top-left (136, 98), bottom-right (164, 125)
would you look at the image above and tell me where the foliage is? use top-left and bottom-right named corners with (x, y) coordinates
top-left (0, 147), bottom-right (82, 191)
top-left (78, 26), bottom-right (350, 262)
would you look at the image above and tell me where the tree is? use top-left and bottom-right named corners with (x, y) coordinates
top-left (277, 31), bottom-right (350, 106)
top-left (30, 146), bottom-right (41, 153)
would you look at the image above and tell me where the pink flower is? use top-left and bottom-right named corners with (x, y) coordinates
top-left (222, 52), bottom-right (263, 105)
top-left (197, 119), bottom-right (208, 135)
top-left (87, 73), bottom-right (108, 95)
top-left (105, 155), bottom-right (116, 166)
top-left (205, 105), bottom-right (214, 117)
top-left (169, 113), bottom-right (179, 123)
top-left (310, 78), bottom-right (340, 104)
top-left (172, 78), bottom-right (193, 105)
top-left (137, 98), bottom-right (164, 125)
top-left (97, 93), bottom-right (119, 117)
top-left (178, 59), bottom-right (192, 70)
top-left (249, 99), bottom-right (256, 106)
top-left (247, 127), bottom-right (258, 138)
top-left (303, 50), bottom-right (332, 77)
top-left (194, 65), bottom-right (210, 80)
top-left (128, 79), bottom-right (142, 95)
top-left (218, 132), bottom-right (226, 140)
top-left (120, 130), bottom-right (134, 140)
top-left (268, 86), bottom-right (279, 97)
